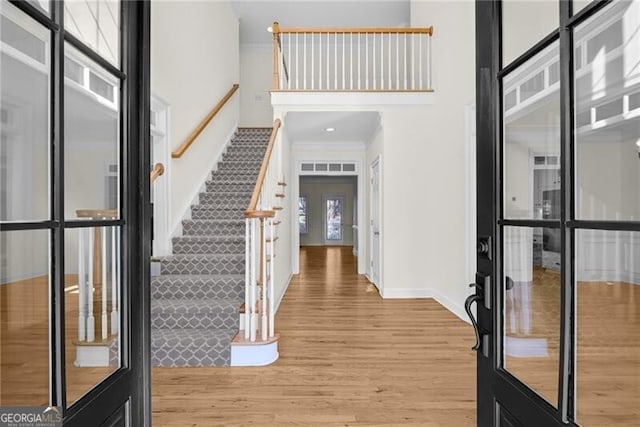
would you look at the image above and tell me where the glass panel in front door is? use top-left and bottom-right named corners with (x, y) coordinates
top-left (326, 198), bottom-right (343, 241)
top-left (502, 40), bottom-right (562, 408)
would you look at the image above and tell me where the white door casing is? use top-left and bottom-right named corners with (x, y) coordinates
top-left (370, 156), bottom-right (381, 290)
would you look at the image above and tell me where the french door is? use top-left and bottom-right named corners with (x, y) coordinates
top-left (0, 1), bottom-right (150, 425)
top-left (473, 0), bottom-right (640, 425)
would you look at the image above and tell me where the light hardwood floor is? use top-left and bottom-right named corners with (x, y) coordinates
top-left (152, 246), bottom-right (477, 426)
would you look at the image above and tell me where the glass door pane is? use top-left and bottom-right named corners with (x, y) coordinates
top-left (64, 0), bottom-right (120, 66)
top-left (503, 226), bottom-right (561, 406)
top-left (502, 0), bottom-right (558, 66)
top-left (64, 43), bottom-right (120, 221)
top-left (576, 229), bottom-right (640, 425)
top-left (503, 42), bottom-right (561, 220)
top-left (1, 2), bottom-right (50, 222)
top-left (0, 230), bottom-right (50, 406)
top-left (574, 0), bottom-right (640, 221)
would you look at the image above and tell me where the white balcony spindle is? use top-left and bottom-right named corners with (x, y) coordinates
top-left (411, 34), bottom-right (415, 90)
top-left (419, 34), bottom-right (423, 90)
top-left (380, 33), bottom-right (384, 90)
top-left (427, 33), bottom-right (432, 90)
top-left (372, 33), bottom-right (375, 89)
top-left (311, 33), bottom-right (315, 90)
top-left (318, 32), bottom-right (322, 90)
top-left (295, 33), bottom-right (299, 90)
top-left (303, 33), bottom-right (307, 90)
top-left (396, 33), bottom-right (399, 90)
top-left (342, 33), bottom-right (345, 90)
top-left (388, 32), bottom-right (392, 90)
top-left (403, 34), bottom-right (408, 90)
top-left (111, 226), bottom-right (118, 334)
top-left (101, 227), bottom-right (108, 340)
top-left (87, 229), bottom-right (95, 342)
top-left (78, 229), bottom-right (86, 342)
top-left (358, 33), bottom-right (361, 90)
top-left (350, 32), bottom-right (353, 90)
top-left (333, 33), bottom-right (338, 90)
top-left (326, 33), bottom-right (330, 90)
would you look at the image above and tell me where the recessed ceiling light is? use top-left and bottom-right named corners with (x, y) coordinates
top-left (267, 26), bottom-right (273, 33)
top-left (325, 127), bottom-right (335, 132)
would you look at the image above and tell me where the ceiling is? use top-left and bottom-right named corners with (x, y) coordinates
top-left (285, 111), bottom-right (380, 144)
top-left (231, 0), bottom-right (410, 45)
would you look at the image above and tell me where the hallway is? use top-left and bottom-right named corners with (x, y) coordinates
top-left (152, 246), bottom-right (476, 426)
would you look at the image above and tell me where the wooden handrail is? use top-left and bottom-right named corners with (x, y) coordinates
top-left (171, 84), bottom-right (240, 159)
top-left (150, 162), bottom-right (165, 184)
top-left (275, 25), bottom-right (433, 36)
top-left (245, 119), bottom-right (282, 217)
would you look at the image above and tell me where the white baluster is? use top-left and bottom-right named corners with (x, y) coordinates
top-left (111, 226), bottom-right (118, 334)
top-left (411, 33), bottom-right (415, 90)
top-left (87, 228), bottom-right (95, 342)
top-left (334, 33), bottom-right (338, 90)
top-left (372, 33), bottom-right (375, 90)
top-left (427, 33), bottom-right (432, 90)
top-left (303, 33), bottom-right (307, 90)
top-left (419, 34), bottom-right (423, 90)
top-left (350, 32), bottom-right (353, 90)
top-left (250, 218), bottom-right (257, 342)
top-left (78, 228), bottom-right (86, 342)
top-left (269, 219), bottom-right (275, 338)
top-left (261, 219), bottom-right (268, 341)
top-left (101, 227), bottom-right (108, 340)
top-left (388, 32), bottom-right (392, 90)
top-left (245, 219), bottom-right (251, 339)
top-left (358, 33), bottom-right (361, 90)
top-left (295, 33), bottom-right (299, 90)
top-left (380, 33), bottom-right (384, 90)
top-left (396, 33), bottom-right (399, 90)
top-left (403, 34), bottom-right (407, 90)
top-left (342, 32), bottom-right (345, 90)
top-left (288, 34), bottom-right (292, 90)
top-left (318, 31), bottom-right (322, 90)
top-left (311, 32), bottom-right (315, 90)
top-left (326, 32), bottom-right (330, 90)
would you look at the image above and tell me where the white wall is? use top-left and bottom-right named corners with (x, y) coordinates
top-left (151, 1), bottom-right (240, 233)
top-left (239, 46), bottom-right (273, 127)
top-left (299, 177), bottom-right (357, 246)
top-left (407, 0), bottom-right (475, 317)
top-left (501, 0), bottom-right (558, 65)
top-left (274, 128), bottom-right (292, 309)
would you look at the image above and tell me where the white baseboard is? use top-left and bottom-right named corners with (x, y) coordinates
top-left (381, 288), bottom-right (432, 299)
top-left (169, 123), bottom-right (238, 240)
top-left (431, 288), bottom-right (471, 325)
top-left (275, 273), bottom-right (293, 314)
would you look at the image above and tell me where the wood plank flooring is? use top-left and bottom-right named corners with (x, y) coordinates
top-left (152, 246), bottom-right (477, 426)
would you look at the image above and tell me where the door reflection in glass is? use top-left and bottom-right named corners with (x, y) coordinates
top-left (326, 198), bottom-right (343, 240)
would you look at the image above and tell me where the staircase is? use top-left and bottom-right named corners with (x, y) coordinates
top-left (151, 128), bottom-right (271, 367)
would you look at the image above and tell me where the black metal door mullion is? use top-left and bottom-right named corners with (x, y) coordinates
top-left (51, 0), bottom-right (66, 411)
top-left (557, 0), bottom-right (574, 421)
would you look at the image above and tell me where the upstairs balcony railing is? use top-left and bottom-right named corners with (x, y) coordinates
top-left (271, 22), bottom-right (434, 92)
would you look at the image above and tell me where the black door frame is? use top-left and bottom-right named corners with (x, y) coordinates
top-left (473, 0), bottom-right (635, 425)
top-left (1, 1), bottom-right (151, 424)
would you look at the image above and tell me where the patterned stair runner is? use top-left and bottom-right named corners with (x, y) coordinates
top-left (151, 128), bottom-right (270, 367)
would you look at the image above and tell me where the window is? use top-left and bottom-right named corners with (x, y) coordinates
top-left (298, 196), bottom-right (308, 234)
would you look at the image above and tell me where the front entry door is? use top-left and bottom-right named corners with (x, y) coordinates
top-left (473, 0), bottom-right (640, 426)
top-left (0, 1), bottom-right (150, 425)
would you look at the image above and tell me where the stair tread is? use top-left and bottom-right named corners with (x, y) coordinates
top-left (152, 328), bottom-right (237, 347)
top-left (184, 219), bottom-right (244, 224)
top-left (151, 298), bottom-right (242, 313)
top-left (173, 235), bottom-right (245, 242)
top-left (158, 253), bottom-right (244, 260)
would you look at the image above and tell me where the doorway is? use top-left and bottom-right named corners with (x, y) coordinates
top-left (299, 176), bottom-right (357, 248)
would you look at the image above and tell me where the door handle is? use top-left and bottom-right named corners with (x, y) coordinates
top-left (374, 231), bottom-right (380, 236)
top-left (465, 286), bottom-right (483, 351)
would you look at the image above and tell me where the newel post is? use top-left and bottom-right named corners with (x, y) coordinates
top-left (272, 21), bottom-right (280, 91)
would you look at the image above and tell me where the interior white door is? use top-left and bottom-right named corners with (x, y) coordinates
top-left (322, 195), bottom-right (345, 245)
top-left (371, 158), bottom-right (381, 288)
